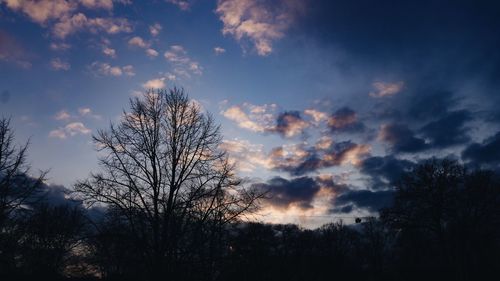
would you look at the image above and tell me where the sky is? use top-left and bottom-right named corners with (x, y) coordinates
top-left (1, 0), bottom-right (500, 228)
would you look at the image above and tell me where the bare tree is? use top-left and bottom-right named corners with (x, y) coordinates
top-left (0, 117), bottom-right (46, 227)
top-left (75, 89), bottom-right (261, 279)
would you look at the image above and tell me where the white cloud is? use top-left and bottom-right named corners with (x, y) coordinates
top-left (149, 23), bottom-right (162, 36)
top-left (216, 0), bottom-right (302, 56)
top-left (142, 78), bottom-right (166, 89)
top-left (304, 109), bottom-right (328, 123)
top-left (221, 103), bottom-right (277, 133)
top-left (55, 110), bottom-right (71, 121)
top-left (50, 57), bottom-right (70, 71)
top-left (90, 61), bottom-right (135, 76)
top-left (53, 13), bottom-right (133, 39)
top-left (146, 48), bottom-right (159, 58)
top-left (78, 107), bottom-right (102, 119)
top-left (49, 129), bottom-right (67, 139)
top-left (369, 81), bottom-right (405, 98)
top-left (214, 46), bottom-right (226, 55)
top-left (102, 46), bottom-right (116, 58)
top-left (128, 36), bottom-right (149, 48)
top-left (49, 122), bottom-right (91, 139)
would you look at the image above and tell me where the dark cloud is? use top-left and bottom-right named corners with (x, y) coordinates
top-left (407, 90), bottom-right (458, 121)
top-left (379, 123), bottom-right (427, 153)
top-left (327, 107), bottom-right (364, 133)
top-left (333, 190), bottom-right (395, 213)
top-left (271, 141), bottom-right (370, 176)
top-left (272, 111), bottom-right (309, 137)
top-left (360, 156), bottom-right (415, 189)
top-left (462, 131), bottom-right (500, 168)
top-left (251, 176), bottom-right (321, 210)
top-left (296, 1), bottom-right (500, 85)
top-left (420, 110), bottom-right (472, 148)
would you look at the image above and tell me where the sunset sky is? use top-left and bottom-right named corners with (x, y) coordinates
top-left (1, 0), bottom-right (499, 227)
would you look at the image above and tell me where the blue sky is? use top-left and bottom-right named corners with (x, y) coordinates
top-left (1, 0), bottom-right (500, 227)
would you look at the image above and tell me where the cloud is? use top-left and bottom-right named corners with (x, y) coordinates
top-left (54, 110), bottom-right (71, 121)
top-left (128, 36), bottom-right (149, 48)
top-left (407, 90), bottom-right (458, 121)
top-left (221, 136), bottom-right (370, 176)
top-left (252, 176), bottom-right (321, 210)
top-left (166, 0), bottom-right (191, 11)
top-left (378, 123), bottom-right (427, 153)
top-left (53, 13), bottom-right (133, 39)
top-left (164, 45), bottom-right (203, 76)
top-left (102, 46), bottom-right (116, 58)
top-left (462, 131), bottom-right (500, 168)
top-left (142, 78), bottom-right (166, 89)
top-left (304, 109), bottom-right (328, 123)
top-left (50, 57), bottom-right (70, 71)
top-left (220, 139), bottom-right (272, 172)
top-left (149, 23), bottom-right (162, 36)
top-left (2, 0), bottom-right (77, 24)
top-left (221, 103), bottom-right (278, 133)
top-left (90, 61), bottom-right (135, 76)
top-left (333, 189), bottom-right (394, 213)
top-left (49, 122), bottom-right (91, 139)
top-left (359, 156), bottom-right (415, 190)
top-left (216, 0), bottom-right (302, 56)
top-left (327, 107), bottom-right (364, 133)
top-left (214, 46), bottom-right (226, 55)
top-left (369, 81), bottom-right (404, 98)
top-left (79, 0), bottom-right (114, 10)
top-left (270, 141), bottom-right (371, 176)
top-left (78, 107), bottom-right (101, 119)
top-left (50, 42), bottom-right (71, 51)
top-left (420, 110), bottom-right (472, 148)
top-left (271, 111), bottom-right (309, 138)
top-left (146, 48), bottom-right (159, 58)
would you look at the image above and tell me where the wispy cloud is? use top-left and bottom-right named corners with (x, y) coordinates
top-left (50, 57), bottom-right (70, 71)
top-left (164, 45), bottom-right (202, 76)
top-left (369, 81), bottom-right (405, 98)
top-left (90, 61), bottom-right (135, 76)
top-left (214, 46), bottom-right (226, 55)
top-left (166, 0), bottom-right (191, 11)
top-left (149, 23), bottom-right (162, 37)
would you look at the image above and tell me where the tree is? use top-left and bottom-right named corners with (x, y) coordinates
top-left (0, 117), bottom-right (46, 275)
top-left (0, 117), bottom-right (46, 227)
top-left (381, 159), bottom-right (500, 280)
top-left (75, 89), bottom-right (261, 280)
top-left (19, 203), bottom-right (86, 277)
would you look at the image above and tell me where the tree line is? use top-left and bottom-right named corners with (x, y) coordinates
top-left (0, 89), bottom-right (499, 281)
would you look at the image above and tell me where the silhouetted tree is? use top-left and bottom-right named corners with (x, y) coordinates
top-left (381, 159), bottom-right (500, 280)
top-left (0, 117), bottom-right (46, 227)
top-left (0, 117), bottom-right (46, 275)
top-left (75, 89), bottom-right (262, 280)
top-left (18, 203), bottom-right (86, 278)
